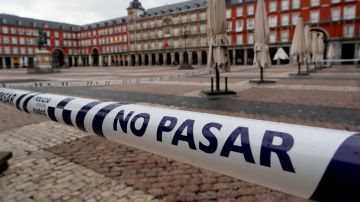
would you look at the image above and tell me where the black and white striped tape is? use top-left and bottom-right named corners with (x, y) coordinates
top-left (0, 88), bottom-right (358, 201)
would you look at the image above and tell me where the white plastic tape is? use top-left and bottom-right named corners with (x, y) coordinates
top-left (0, 88), bottom-right (358, 201)
top-left (2, 70), bottom-right (209, 88)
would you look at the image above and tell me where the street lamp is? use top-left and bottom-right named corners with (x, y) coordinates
top-left (180, 29), bottom-right (192, 69)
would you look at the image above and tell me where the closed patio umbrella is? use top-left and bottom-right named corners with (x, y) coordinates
top-left (290, 16), bottom-right (306, 74)
top-left (327, 43), bottom-right (335, 67)
top-left (317, 33), bottom-right (325, 68)
top-left (311, 32), bottom-right (319, 68)
top-left (252, 0), bottom-right (273, 83)
top-left (207, 0), bottom-right (230, 72)
top-left (273, 48), bottom-right (289, 60)
top-left (304, 25), bottom-right (312, 72)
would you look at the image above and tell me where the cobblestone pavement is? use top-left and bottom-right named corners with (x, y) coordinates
top-left (48, 136), bottom-right (306, 202)
top-left (1, 64), bottom-right (359, 201)
top-left (0, 122), bottom-right (159, 202)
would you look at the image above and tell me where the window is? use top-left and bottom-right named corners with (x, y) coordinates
top-left (4, 47), bottom-right (10, 54)
top-left (237, 7), bottom-right (243, 17)
top-left (281, 30), bottom-right (289, 42)
top-left (310, 10), bottom-right (320, 23)
top-left (200, 13), bottom-right (206, 20)
top-left (11, 37), bottom-right (17, 45)
top-left (191, 14), bottom-right (197, 21)
top-left (248, 33), bottom-right (254, 44)
top-left (281, 14), bottom-right (289, 26)
top-left (227, 21), bottom-right (233, 31)
top-left (331, 0), bottom-right (341, 3)
top-left (344, 6), bottom-right (356, 20)
top-left (292, 13), bottom-right (300, 25)
top-left (343, 24), bottom-right (354, 38)
top-left (292, 0), bottom-right (300, 9)
top-left (281, 0), bottom-right (289, 11)
top-left (270, 32), bottom-right (277, 43)
top-left (174, 28), bottom-right (179, 36)
top-left (269, 1), bottom-right (277, 12)
top-left (20, 47), bottom-right (26, 54)
top-left (311, 0), bottom-right (320, 7)
top-left (247, 4), bottom-right (254, 16)
top-left (236, 20), bottom-right (243, 32)
top-left (226, 10), bottom-right (232, 19)
top-left (331, 8), bottom-right (341, 21)
top-left (2, 26), bottom-right (9, 34)
top-left (247, 18), bottom-right (254, 30)
top-left (19, 37), bottom-right (25, 45)
top-left (13, 47), bottom-right (18, 54)
top-left (3, 36), bottom-right (9, 44)
top-left (269, 16), bottom-right (277, 27)
top-left (200, 24), bottom-right (206, 33)
top-left (54, 32), bottom-right (59, 38)
top-left (10, 27), bottom-right (17, 34)
top-left (237, 34), bottom-right (243, 45)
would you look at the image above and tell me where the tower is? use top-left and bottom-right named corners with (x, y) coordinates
top-left (128, 0), bottom-right (145, 21)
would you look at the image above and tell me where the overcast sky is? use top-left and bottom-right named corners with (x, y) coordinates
top-left (0, 0), bottom-right (187, 25)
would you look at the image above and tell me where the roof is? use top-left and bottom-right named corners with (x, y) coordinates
top-left (140, 0), bottom-right (207, 19)
top-left (0, 0), bottom-right (253, 31)
top-left (82, 16), bottom-right (128, 30)
top-left (0, 13), bottom-right (81, 31)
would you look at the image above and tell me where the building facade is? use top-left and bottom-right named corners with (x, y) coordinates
top-left (0, 0), bottom-right (359, 69)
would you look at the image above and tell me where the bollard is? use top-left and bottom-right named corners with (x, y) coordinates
top-left (0, 88), bottom-right (358, 201)
top-left (225, 77), bottom-right (228, 92)
top-left (211, 77), bottom-right (214, 93)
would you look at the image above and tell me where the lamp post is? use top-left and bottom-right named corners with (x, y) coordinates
top-left (181, 29), bottom-right (192, 69)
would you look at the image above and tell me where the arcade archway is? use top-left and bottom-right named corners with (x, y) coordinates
top-left (91, 48), bottom-right (100, 66)
top-left (52, 49), bottom-right (65, 68)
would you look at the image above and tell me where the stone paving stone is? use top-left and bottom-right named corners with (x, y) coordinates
top-left (97, 84), bottom-right (205, 96)
top-left (0, 122), bottom-right (88, 165)
top-left (235, 88), bottom-right (360, 109)
top-left (278, 78), bottom-right (360, 87)
top-left (0, 150), bottom-right (157, 202)
top-left (0, 105), bottom-right (44, 132)
top-left (47, 136), bottom-right (308, 202)
top-left (0, 122), bottom-right (158, 202)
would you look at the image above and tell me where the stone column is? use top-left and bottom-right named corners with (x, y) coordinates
top-left (78, 56), bottom-right (82, 66)
top-left (198, 51), bottom-right (202, 65)
top-left (355, 43), bottom-right (359, 64)
top-left (232, 49), bottom-right (236, 65)
top-left (180, 52), bottom-right (184, 66)
top-left (163, 53), bottom-right (167, 66)
top-left (24, 57), bottom-right (28, 67)
top-left (64, 56), bottom-right (69, 67)
top-left (99, 55), bottom-right (103, 66)
top-left (10, 57), bottom-right (14, 68)
top-left (89, 55), bottom-right (93, 66)
top-left (127, 55), bottom-right (130, 66)
top-left (149, 54), bottom-right (153, 66)
top-left (134, 55), bottom-right (139, 66)
top-left (155, 53), bottom-right (159, 65)
top-left (171, 52), bottom-right (175, 66)
top-left (244, 49), bottom-right (248, 65)
top-left (108, 55), bottom-right (112, 66)
top-left (2, 57), bottom-right (6, 68)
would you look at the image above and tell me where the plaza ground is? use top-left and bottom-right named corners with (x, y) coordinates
top-left (0, 64), bottom-right (359, 201)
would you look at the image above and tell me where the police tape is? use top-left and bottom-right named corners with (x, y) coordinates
top-left (0, 87), bottom-right (358, 201)
top-left (2, 70), bottom-right (208, 89)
